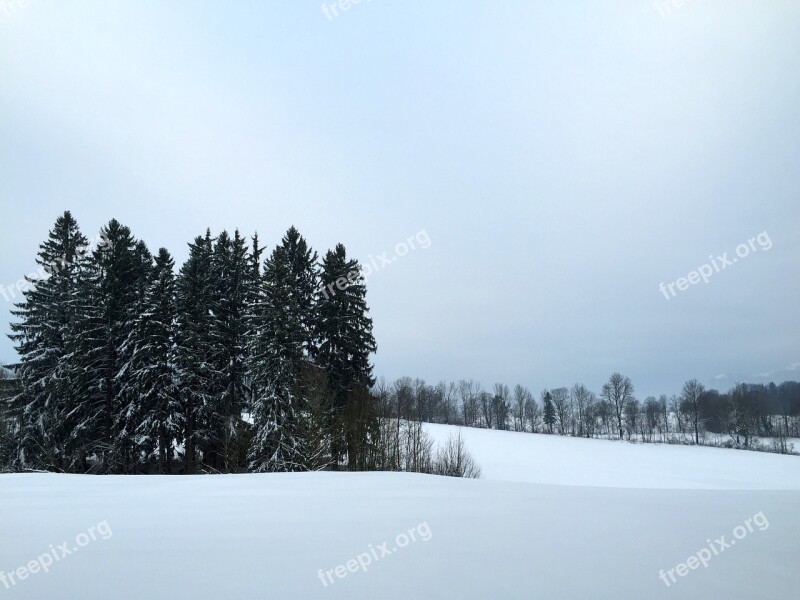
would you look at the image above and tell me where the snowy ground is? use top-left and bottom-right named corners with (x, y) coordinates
top-left (1, 426), bottom-right (799, 599)
top-left (424, 423), bottom-right (800, 489)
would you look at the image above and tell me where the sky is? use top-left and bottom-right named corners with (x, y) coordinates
top-left (1, 0), bottom-right (799, 399)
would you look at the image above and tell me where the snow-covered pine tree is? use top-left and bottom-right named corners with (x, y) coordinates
top-left (247, 241), bottom-right (307, 472)
top-left (175, 232), bottom-right (218, 473)
top-left (113, 238), bottom-right (155, 472)
top-left (243, 232), bottom-right (265, 417)
top-left (123, 248), bottom-right (181, 473)
top-left (63, 219), bottom-right (144, 473)
top-left (281, 226), bottom-right (320, 359)
top-left (295, 364), bottom-right (335, 471)
top-left (61, 248), bottom-right (106, 472)
top-left (316, 244), bottom-right (376, 400)
top-left (208, 230), bottom-right (250, 472)
top-left (543, 391), bottom-right (556, 434)
top-left (131, 240), bottom-right (154, 303)
top-left (315, 244), bottom-right (377, 468)
top-left (8, 211), bottom-right (89, 470)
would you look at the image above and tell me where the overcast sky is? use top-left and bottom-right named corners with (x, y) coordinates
top-left (1, 0), bottom-right (798, 398)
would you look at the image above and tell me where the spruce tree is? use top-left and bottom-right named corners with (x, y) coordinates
top-left (61, 249), bottom-right (106, 471)
top-left (316, 244), bottom-right (377, 467)
top-left (244, 233), bottom-right (265, 416)
top-left (316, 244), bottom-right (376, 402)
top-left (8, 211), bottom-right (89, 470)
top-left (115, 237), bottom-right (155, 472)
top-left (124, 248), bottom-right (181, 473)
top-left (295, 364), bottom-right (334, 471)
top-left (208, 230), bottom-right (250, 471)
top-left (175, 232), bottom-right (218, 473)
top-left (247, 242), bottom-right (307, 472)
top-left (281, 226), bottom-right (319, 359)
top-left (66, 219), bottom-right (144, 472)
top-left (543, 391), bottom-right (556, 434)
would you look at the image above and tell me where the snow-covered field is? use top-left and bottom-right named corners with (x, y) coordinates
top-left (2, 426), bottom-right (799, 599)
top-left (424, 423), bottom-right (800, 489)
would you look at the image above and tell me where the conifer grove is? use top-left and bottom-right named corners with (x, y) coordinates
top-left (5, 211), bottom-right (378, 474)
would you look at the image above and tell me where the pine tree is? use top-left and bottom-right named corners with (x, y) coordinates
top-left (244, 233), bottom-right (265, 416)
top-left (124, 248), bottom-right (181, 473)
top-left (8, 211), bottom-right (89, 470)
top-left (295, 364), bottom-right (335, 471)
top-left (114, 237), bottom-right (155, 472)
top-left (208, 230), bottom-right (250, 472)
top-left (316, 244), bottom-right (376, 403)
top-left (60, 242), bottom-right (108, 472)
top-left (62, 219), bottom-right (145, 473)
top-left (282, 226), bottom-right (319, 359)
top-left (175, 232), bottom-right (218, 473)
top-left (543, 391), bottom-right (556, 434)
top-left (316, 244), bottom-right (377, 467)
top-left (247, 241), bottom-right (307, 472)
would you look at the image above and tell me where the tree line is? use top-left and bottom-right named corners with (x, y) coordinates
top-left (2, 211), bottom-right (383, 474)
top-left (372, 374), bottom-right (800, 454)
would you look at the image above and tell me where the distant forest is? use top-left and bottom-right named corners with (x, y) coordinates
top-left (371, 375), bottom-right (800, 454)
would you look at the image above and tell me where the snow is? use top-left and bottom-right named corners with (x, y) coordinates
top-left (424, 423), bottom-right (800, 489)
top-left (1, 425), bottom-right (799, 599)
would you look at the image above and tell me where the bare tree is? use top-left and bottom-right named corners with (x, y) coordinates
top-left (458, 380), bottom-right (480, 427)
top-left (440, 381), bottom-right (458, 425)
top-left (669, 394), bottom-right (684, 436)
top-left (493, 383), bottom-right (510, 430)
top-left (551, 387), bottom-right (571, 435)
top-left (723, 383), bottom-right (755, 448)
top-left (601, 372), bottom-right (634, 440)
top-left (623, 397), bottom-right (640, 440)
top-left (525, 393), bottom-right (541, 433)
top-left (680, 379), bottom-right (706, 445)
top-left (643, 396), bottom-right (661, 442)
top-left (595, 399), bottom-right (611, 437)
top-left (658, 394), bottom-right (670, 439)
top-left (480, 390), bottom-right (493, 429)
top-left (571, 383), bottom-right (596, 438)
top-left (412, 378), bottom-right (430, 422)
top-left (433, 430), bottom-right (481, 478)
top-left (512, 385), bottom-right (529, 432)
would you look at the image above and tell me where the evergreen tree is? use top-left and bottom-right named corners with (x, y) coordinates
top-left (208, 230), bottom-right (250, 472)
top-left (65, 219), bottom-right (144, 472)
top-left (247, 241), bottom-right (307, 472)
top-left (316, 244), bottom-right (376, 403)
top-left (8, 211), bottom-right (89, 470)
top-left (175, 232), bottom-right (218, 473)
top-left (114, 238), bottom-right (155, 472)
top-left (131, 240), bottom-right (154, 304)
top-left (282, 226), bottom-right (319, 359)
top-left (543, 391), bottom-right (556, 434)
top-left (61, 250), bottom-right (106, 471)
top-left (123, 248), bottom-right (180, 473)
top-left (316, 244), bottom-right (377, 467)
top-left (295, 364), bottom-right (335, 471)
top-left (244, 233), bottom-right (265, 416)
